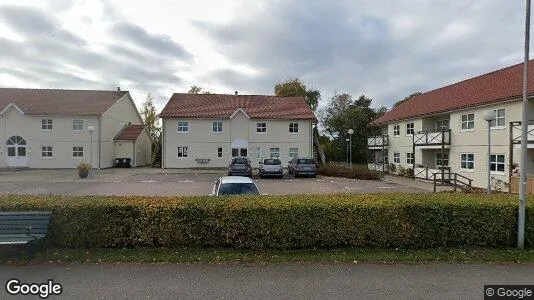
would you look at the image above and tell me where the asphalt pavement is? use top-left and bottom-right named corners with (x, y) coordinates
top-left (1, 263), bottom-right (533, 299)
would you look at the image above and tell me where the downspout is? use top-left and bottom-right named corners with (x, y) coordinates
top-left (133, 138), bottom-right (136, 167)
top-left (161, 118), bottom-right (165, 169)
top-left (98, 116), bottom-right (102, 169)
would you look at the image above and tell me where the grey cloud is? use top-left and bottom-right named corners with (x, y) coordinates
top-left (112, 22), bottom-right (192, 60)
top-left (0, 5), bottom-right (86, 46)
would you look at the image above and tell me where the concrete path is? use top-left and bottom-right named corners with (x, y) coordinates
top-left (1, 263), bottom-right (532, 299)
top-left (382, 174), bottom-right (454, 192)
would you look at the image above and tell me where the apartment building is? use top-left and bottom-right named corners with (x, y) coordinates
top-left (368, 60), bottom-right (534, 190)
top-left (159, 93), bottom-right (317, 168)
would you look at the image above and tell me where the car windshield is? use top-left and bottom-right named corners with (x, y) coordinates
top-left (263, 159), bottom-right (281, 165)
top-left (233, 158), bottom-right (248, 164)
top-left (218, 183), bottom-right (260, 196)
top-left (298, 159), bottom-right (315, 164)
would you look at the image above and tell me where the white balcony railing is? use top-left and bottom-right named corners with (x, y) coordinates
top-left (414, 130), bottom-right (451, 146)
top-left (367, 135), bottom-right (388, 147)
top-left (512, 124), bottom-right (534, 143)
top-left (368, 163), bottom-right (388, 172)
top-left (414, 166), bottom-right (450, 180)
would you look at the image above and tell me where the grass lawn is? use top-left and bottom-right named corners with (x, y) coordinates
top-left (2, 247), bottom-right (534, 265)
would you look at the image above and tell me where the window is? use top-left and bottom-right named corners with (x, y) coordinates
top-left (41, 119), bottom-right (53, 130)
top-left (436, 119), bottom-right (449, 131)
top-left (490, 109), bottom-right (506, 128)
top-left (289, 123), bottom-right (299, 133)
top-left (490, 154), bottom-right (505, 173)
top-left (217, 147), bottom-right (223, 158)
top-left (177, 146), bottom-right (188, 157)
top-left (177, 121), bottom-right (189, 133)
top-left (269, 147), bottom-right (280, 158)
top-left (393, 152), bottom-right (401, 163)
top-left (461, 113), bottom-right (475, 131)
top-left (406, 123), bottom-right (414, 135)
top-left (460, 153), bottom-right (475, 170)
top-left (435, 152), bottom-right (449, 167)
top-left (257, 122), bottom-right (266, 133)
top-left (255, 147), bottom-right (262, 158)
top-left (240, 149), bottom-right (247, 157)
top-left (73, 119), bottom-right (84, 131)
top-left (212, 121), bottom-right (223, 133)
top-left (289, 147), bottom-right (298, 158)
top-left (73, 146), bottom-right (84, 157)
top-left (406, 152), bottom-right (414, 164)
top-left (41, 146), bottom-right (53, 158)
top-left (393, 125), bottom-right (400, 137)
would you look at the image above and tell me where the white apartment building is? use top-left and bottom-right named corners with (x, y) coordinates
top-left (368, 60), bottom-right (534, 191)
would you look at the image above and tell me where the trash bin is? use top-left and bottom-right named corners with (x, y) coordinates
top-left (115, 158), bottom-right (131, 168)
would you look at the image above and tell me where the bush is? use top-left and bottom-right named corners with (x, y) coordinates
top-left (318, 164), bottom-right (383, 180)
top-left (388, 163), bottom-right (397, 174)
top-left (0, 194), bottom-right (532, 249)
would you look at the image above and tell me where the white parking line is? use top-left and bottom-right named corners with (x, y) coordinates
top-left (377, 186), bottom-right (396, 189)
top-left (316, 179), bottom-right (326, 182)
top-left (113, 180), bottom-right (121, 183)
top-left (344, 187), bottom-right (364, 190)
top-left (177, 180), bottom-right (195, 183)
top-left (141, 180), bottom-right (158, 183)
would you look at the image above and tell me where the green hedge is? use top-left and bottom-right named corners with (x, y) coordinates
top-left (317, 164), bottom-right (383, 180)
top-left (0, 194), bottom-right (532, 249)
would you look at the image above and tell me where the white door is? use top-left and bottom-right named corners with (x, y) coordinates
top-left (6, 136), bottom-right (28, 167)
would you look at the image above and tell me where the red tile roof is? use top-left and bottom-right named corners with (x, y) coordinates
top-left (114, 124), bottom-right (145, 141)
top-left (159, 93), bottom-right (317, 121)
top-left (0, 88), bottom-right (129, 116)
top-left (371, 60), bottom-right (534, 125)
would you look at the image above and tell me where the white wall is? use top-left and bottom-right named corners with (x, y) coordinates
top-left (135, 129), bottom-right (152, 167)
top-left (162, 113), bottom-right (313, 168)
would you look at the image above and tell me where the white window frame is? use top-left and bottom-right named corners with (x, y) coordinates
top-left (41, 119), bottom-right (53, 131)
top-left (72, 146), bottom-right (84, 158)
top-left (393, 152), bottom-right (401, 164)
top-left (490, 108), bottom-right (506, 129)
top-left (289, 123), bottom-right (299, 134)
top-left (217, 147), bottom-right (223, 158)
top-left (289, 147), bottom-right (298, 158)
top-left (406, 123), bottom-right (414, 136)
top-left (257, 122), bottom-right (267, 133)
top-left (212, 121), bottom-right (223, 133)
top-left (269, 147), bottom-right (280, 158)
top-left (460, 113), bottom-right (475, 131)
top-left (393, 125), bottom-right (400, 137)
top-left (490, 154), bottom-right (506, 174)
top-left (406, 152), bottom-right (414, 164)
top-left (255, 147), bottom-right (262, 159)
top-left (435, 152), bottom-right (449, 167)
top-left (177, 121), bottom-right (189, 133)
top-left (436, 119), bottom-right (449, 131)
top-left (177, 146), bottom-right (188, 158)
top-left (72, 119), bottom-right (84, 131)
top-left (460, 153), bottom-right (475, 172)
top-left (41, 145), bottom-right (53, 158)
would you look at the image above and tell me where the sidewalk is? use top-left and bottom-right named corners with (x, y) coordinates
top-left (382, 174), bottom-right (454, 192)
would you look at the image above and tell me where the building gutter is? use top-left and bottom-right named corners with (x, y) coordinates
top-left (98, 116), bottom-right (102, 169)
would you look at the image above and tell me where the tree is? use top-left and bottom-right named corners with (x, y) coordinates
top-left (140, 93), bottom-right (160, 144)
top-left (188, 85), bottom-right (212, 94)
top-left (274, 77), bottom-right (320, 111)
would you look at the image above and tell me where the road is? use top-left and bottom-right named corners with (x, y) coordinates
top-left (1, 263), bottom-right (532, 299)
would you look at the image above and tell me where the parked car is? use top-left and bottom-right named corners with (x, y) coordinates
top-left (210, 176), bottom-right (262, 196)
top-left (259, 158), bottom-right (283, 178)
top-left (288, 157), bottom-right (317, 178)
top-left (228, 157), bottom-right (252, 177)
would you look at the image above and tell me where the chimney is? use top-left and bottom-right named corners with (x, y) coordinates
top-left (235, 91), bottom-right (238, 96)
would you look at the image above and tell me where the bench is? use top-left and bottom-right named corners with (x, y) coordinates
top-left (0, 211), bottom-right (52, 257)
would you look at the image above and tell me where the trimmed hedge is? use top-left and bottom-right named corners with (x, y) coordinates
top-left (0, 194), bottom-right (532, 249)
top-left (317, 164), bottom-right (383, 180)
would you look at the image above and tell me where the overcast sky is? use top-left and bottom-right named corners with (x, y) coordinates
top-left (0, 0), bottom-right (528, 112)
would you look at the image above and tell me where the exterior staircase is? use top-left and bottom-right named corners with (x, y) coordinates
top-left (313, 134), bottom-right (326, 167)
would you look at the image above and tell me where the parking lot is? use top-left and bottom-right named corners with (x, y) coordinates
top-left (0, 168), bottom-right (428, 196)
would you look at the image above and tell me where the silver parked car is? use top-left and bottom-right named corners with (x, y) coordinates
top-left (259, 158), bottom-right (283, 178)
top-left (288, 157), bottom-right (317, 178)
top-left (210, 176), bottom-right (262, 196)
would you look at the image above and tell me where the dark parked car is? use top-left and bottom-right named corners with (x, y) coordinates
top-left (228, 157), bottom-right (252, 177)
top-left (288, 157), bottom-right (317, 178)
top-left (259, 158), bottom-right (283, 178)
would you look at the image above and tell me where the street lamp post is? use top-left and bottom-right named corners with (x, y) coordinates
top-left (88, 126), bottom-right (95, 176)
top-left (483, 110), bottom-right (496, 195)
top-left (345, 138), bottom-right (349, 165)
top-left (348, 129), bottom-right (354, 167)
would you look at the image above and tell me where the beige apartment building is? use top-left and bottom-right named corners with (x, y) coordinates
top-left (368, 60), bottom-right (534, 190)
top-left (159, 93), bottom-right (317, 168)
top-left (0, 88), bottom-right (151, 169)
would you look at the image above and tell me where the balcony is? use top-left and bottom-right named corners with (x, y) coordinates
top-left (368, 162), bottom-right (388, 172)
top-left (414, 166), bottom-right (451, 180)
top-left (413, 129), bottom-right (451, 148)
top-left (367, 135), bottom-right (388, 149)
top-left (511, 122), bottom-right (534, 146)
